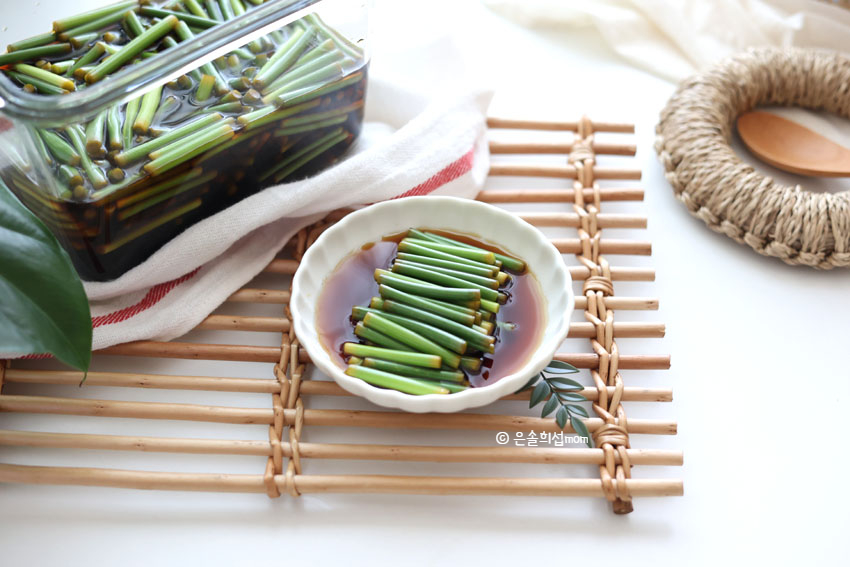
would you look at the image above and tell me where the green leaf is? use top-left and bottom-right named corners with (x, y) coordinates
top-left (547, 376), bottom-right (584, 390)
top-left (557, 392), bottom-right (589, 402)
top-left (567, 404), bottom-right (589, 418)
top-left (516, 372), bottom-right (541, 393)
top-left (555, 405), bottom-right (568, 429)
top-left (544, 360), bottom-right (579, 374)
top-left (529, 380), bottom-right (550, 407)
top-left (571, 417), bottom-right (592, 447)
top-left (540, 395), bottom-right (559, 417)
top-left (0, 180), bottom-right (91, 371)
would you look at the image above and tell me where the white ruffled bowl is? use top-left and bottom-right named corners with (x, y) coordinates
top-left (290, 196), bottom-right (573, 413)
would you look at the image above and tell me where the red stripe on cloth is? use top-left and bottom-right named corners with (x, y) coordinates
top-left (92, 267), bottom-right (201, 328)
top-left (394, 147), bottom-right (476, 199)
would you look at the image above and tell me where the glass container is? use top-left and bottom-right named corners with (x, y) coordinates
top-left (0, 0), bottom-right (369, 280)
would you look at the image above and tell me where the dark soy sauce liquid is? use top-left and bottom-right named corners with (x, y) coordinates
top-left (316, 233), bottom-right (544, 388)
top-left (317, 240), bottom-right (397, 367)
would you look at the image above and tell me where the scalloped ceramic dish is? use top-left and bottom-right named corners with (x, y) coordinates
top-left (290, 196), bottom-right (573, 413)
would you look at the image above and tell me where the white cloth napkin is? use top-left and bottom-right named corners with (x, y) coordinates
top-left (84, 81), bottom-right (492, 350)
top-left (483, 0), bottom-right (850, 82)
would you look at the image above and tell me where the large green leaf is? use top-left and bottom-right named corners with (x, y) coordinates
top-left (0, 180), bottom-right (91, 371)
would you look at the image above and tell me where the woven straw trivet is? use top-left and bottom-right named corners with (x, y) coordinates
top-left (0, 116), bottom-right (681, 514)
top-left (655, 47), bottom-right (850, 269)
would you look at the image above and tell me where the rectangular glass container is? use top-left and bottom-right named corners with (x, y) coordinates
top-left (0, 0), bottom-right (369, 281)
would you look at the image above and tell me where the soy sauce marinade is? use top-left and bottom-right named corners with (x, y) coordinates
top-left (317, 231), bottom-right (544, 390)
top-left (0, 1), bottom-right (367, 280)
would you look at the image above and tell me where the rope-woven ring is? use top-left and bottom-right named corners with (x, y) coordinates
top-left (655, 47), bottom-right (850, 269)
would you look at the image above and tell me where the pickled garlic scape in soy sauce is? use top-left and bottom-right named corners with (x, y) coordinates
top-left (0, 1), bottom-right (368, 281)
top-left (317, 229), bottom-right (545, 393)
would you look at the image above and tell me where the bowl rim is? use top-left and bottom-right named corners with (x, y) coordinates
top-left (290, 196), bottom-right (574, 413)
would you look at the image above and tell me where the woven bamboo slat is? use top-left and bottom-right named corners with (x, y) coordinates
top-left (0, 115), bottom-right (681, 514)
top-left (265, 258), bottom-right (658, 281)
top-left (3, 370), bottom-right (673, 401)
top-left (90, 341), bottom-right (671, 368)
top-left (0, 464), bottom-right (682, 497)
top-left (193, 315), bottom-right (665, 337)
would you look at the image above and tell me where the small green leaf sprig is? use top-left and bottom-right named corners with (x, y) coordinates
top-left (519, 360), bottom-right (592, 447)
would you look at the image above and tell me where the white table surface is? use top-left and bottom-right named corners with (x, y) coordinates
top-left (2, 1), bottom-right (849, 565)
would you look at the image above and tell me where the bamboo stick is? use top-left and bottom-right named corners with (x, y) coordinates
top-left (0, 430), bottom-right (682, 466)
top-left (573, 296), bottom-right (658, 310)
top-left (489, 140), bottom-right (636, 156)
top-left (568, 322), bottom-right (664, 339)
top-left (510, 386), bottom-right (672, 402)
top-left (0, 464), bottom-right (681, 497)
top-left (191, 315), bottom-right (661, 338)
top-left (0, 395), bottom-right (676, 434)
top-left (294, 409), bottom-right (675, 435)
top-left (286, 232), bottom-right (655, 264)
top-left (555, 352), bottom-right (670, 370)
top-left (477, 188), bottom-right (644, 202)
top-left (299, 380), bottom-right (673, 403)
top-left (489, 163), bottom-right (641, 180)
top-left (230, 289), bottom-right (657, 310)
top-left (94, 340), bottom-right (670, 368)
top-left (552, 238), bottom-right (651, 255)
top-left (264, 258), bottom-right (654, 278)
top-left (0, 464), bottom-right (266, 493)
top-left (519, 212), bottom-right (647, 229)
top-left (487, 117), bottom-right (634, 133)
top-left (0, 429), bottom-right (271, 456)
top-left (569, 266), bottom-right (655, 281)
top-left (97, 341), bottom-right (283, 362)
top-left (290, 475), bottom-right (681, 497)
top-left (195, 314), bottom-right (289, 332)
top-left (296, 444), bottom-right (682, 466)
top-left (0, 395), bottom-right (273, 424)
top-left (2, 371), bottom-right (672, 402)
top-left (226, 288), bottom-right (290, 303)
top-left (264, 258), bottom-right (299, 274)
top-left (3, 369), bottom-right (280, 393)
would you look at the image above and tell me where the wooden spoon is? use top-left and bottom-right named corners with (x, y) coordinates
top-left (736, 111), bottom-right (850, 177)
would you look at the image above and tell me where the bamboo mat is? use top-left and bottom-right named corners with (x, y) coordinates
top-left (0, 115), bottom-right (682, 514)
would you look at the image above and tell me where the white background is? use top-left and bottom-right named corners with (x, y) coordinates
top-left (2, 1), bottom-right (849, 565)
